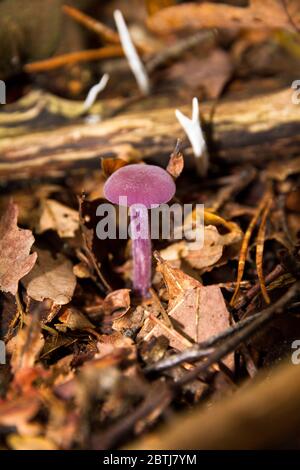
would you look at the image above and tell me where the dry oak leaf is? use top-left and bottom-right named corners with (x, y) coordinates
top-left (37, 199), bottom-right (79, 238)
top-left (150, 255), bottom-right (231, 353)
top-left (22, 249), bottom-right (76, 305)
top-left (147, 0), bottom-right (299, 35)
top-left (0, 200), bottom-right (37, 295)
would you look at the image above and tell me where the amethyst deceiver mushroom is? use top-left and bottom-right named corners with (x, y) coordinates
top-left (104, 164), bottom-right (176, 297)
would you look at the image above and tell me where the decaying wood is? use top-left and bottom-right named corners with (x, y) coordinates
top-left (126, 360), bottom-right (300, 450)
top-left (0, 87), bottom-right (299, 181)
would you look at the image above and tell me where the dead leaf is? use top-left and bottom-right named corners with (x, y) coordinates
top-left (0, 396), bottom-right (41, 436)
top-left (154, 252), bottom-right (200, 300)
top-left (37, 199), bottom-right (79, 238)
top-left (0, 200), bottom-right (37, 295)
top-left (146, 0), bottom-right (176, 16)
top-left (168, 285), bottom-right (231, 347)
top-left (101, 289), bottom-right (131, 318)
top-left (7, 434), bottom-right (58, 450)
top-left (7, 313), bottom-right (44, 375)
top-left (146, 257), bottom-right (231, 361)
top-left (22, 249), bottom-right (76, 305)
top-left (101, 157), bottom-right (129, 179)
top-left (147, 0), bottom-right (299, 35)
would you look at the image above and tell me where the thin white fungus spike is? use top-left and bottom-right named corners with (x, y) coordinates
top-left (114, 9), bottom-right (150, 96)
top-left (175, 97), bottom-right (208, 176)
top-left (83, 73), bottom-right (110, 112)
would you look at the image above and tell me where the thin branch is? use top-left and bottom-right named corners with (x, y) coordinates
top-left (24, 46), bottom-right (123, 73)
top-left (83, 74), bottom-right (110, 112)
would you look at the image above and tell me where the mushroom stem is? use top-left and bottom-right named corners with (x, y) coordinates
top-left (129, 205), bottom-right (151, 297)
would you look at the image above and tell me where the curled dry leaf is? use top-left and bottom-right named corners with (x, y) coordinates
top-left (0, 200), bottom-right (37, 295)
top-left (22, 249), bottom-right (76, 306)
top-left (37, 199), bottom-right (79, 238)
top-left (7, 434), bottom-right (58, 450)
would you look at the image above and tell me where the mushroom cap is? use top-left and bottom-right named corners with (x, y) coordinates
top-left (104, 164), bottom-right (176, 208)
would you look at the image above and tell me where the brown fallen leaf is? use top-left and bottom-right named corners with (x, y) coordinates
top-left (37, 199), bottom-right (79, 238)
top-left (22, 249), bottom-right (76, 305)
top-left (146, 256), bottom-right (231, 358)
top-left (57, 306), bottom-right (95, 331)
top-left (266, 156), bottom-right (300, 181)
top-left (165, 49), bottom-right (233, 100)
top-left (147, 0), bottom-right (299, 35)
top-left (154, 251), bottom-right (200, 300)
top-left (97, 332), bottom-right (136, 360)
top-left (166, 140), bottom-right (184, 179)
top-left (7, 434), bottom-right (58, 450)
top-left (0, 200), bottom-right (37, 295)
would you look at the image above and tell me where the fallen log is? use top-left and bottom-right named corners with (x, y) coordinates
top-left (0, 87), bottom-right (299, 182)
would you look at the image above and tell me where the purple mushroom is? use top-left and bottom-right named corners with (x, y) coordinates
top-left (104, 164), bottom-right (176, 297)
